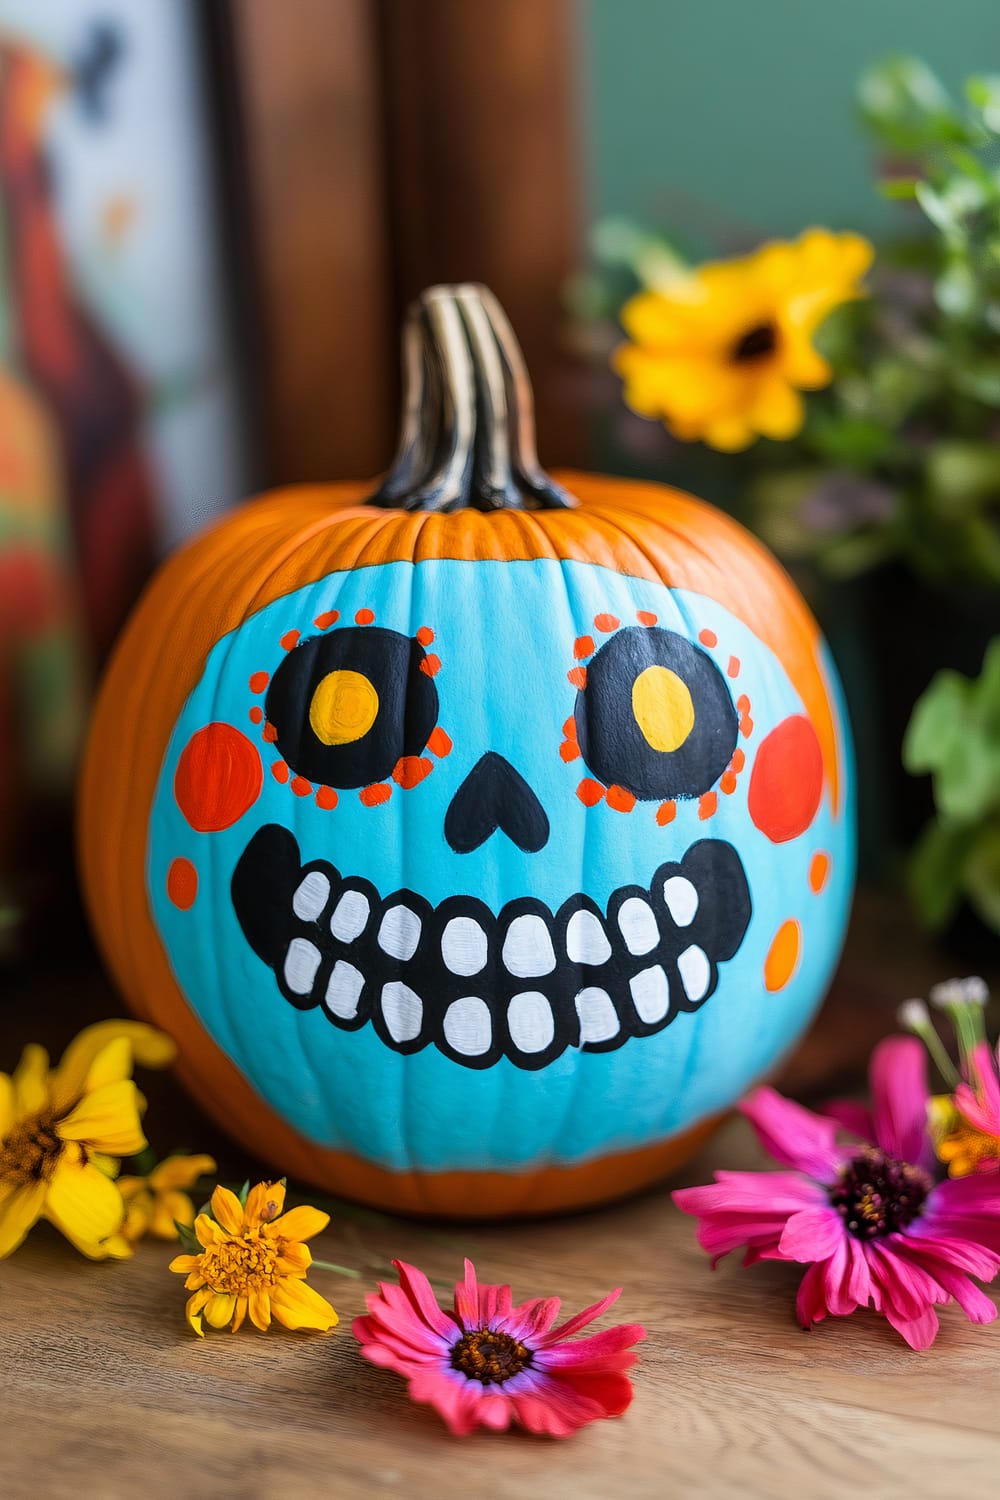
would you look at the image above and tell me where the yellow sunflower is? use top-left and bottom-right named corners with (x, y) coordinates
top-left (113, 1153), bottom-right (218, 1248)
top-left (0, 1020), bottom-right (175, 1259)
top-left (169, 1180), bottom-right (339, 1336)
top-left (614, 228), bottom-right (874, 451)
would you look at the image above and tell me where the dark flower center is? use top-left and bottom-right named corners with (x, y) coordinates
top-left (450, 1327), bottom-right (532, 1385)
top-left (829, 1146), bottom-right (931, 1239)
top-left (0, 1112), bottom-right (62, 1186)
top-left (730, 322), bottom-right (778, 363)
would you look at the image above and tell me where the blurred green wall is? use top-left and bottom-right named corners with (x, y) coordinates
top-left (583, 0), bottom-right (1000, 243)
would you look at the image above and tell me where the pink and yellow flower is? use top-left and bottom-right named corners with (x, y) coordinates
top-left (673, 1037), bottom-right (1000, 1349)
top-left (354, 1258), bottom-right (645, 1437)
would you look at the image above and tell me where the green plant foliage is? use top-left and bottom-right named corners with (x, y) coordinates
top-left (904, 640), bottom-right (1000, 934)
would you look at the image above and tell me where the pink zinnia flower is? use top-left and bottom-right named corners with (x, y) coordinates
top-left (673, 1036), bottom-right (1000, 1349)
top-left (951, 1041), bottom-right (1000, 1171)
top-left (353, 1258), bottom-right (645, 1436)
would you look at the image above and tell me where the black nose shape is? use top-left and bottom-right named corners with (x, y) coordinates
top-left (444, 752), bottom-right (549, 854)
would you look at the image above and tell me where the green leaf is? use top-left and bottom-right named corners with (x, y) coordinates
top-left (903, 670), bottom-right (969, 773)
top-left (925, 441), bottom-right (1000, 513)
top-left (951, 360), bottom-right (1000, 406)
top-left (237, 1179), bottom-right (250, 1207)
top-left (907, 818), bottom-right (972, 929)
top-left (859, 56), bottom-right (981, 149)
top-left (174, 1220), bottom-right (201, 1256)
top-left (934, 258), bottom-right (977, 316)
top-left (963, 822), bottom-right (1000, 933)
top-left (965, 74), bottom-right (1000, 132)
top-left (877, 177), bottom-right (920, 200)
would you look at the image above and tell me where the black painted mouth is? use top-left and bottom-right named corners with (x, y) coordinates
top-left (231, 824), bottom-right (752, 1071)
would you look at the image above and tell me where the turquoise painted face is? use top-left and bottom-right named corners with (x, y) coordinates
top-left (148, 557), bottom-right (854, 1174)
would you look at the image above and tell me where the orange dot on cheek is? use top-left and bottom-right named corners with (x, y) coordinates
top-left (810, 851), bottom-right (831, 893)
top-left (748, 715), bottom-right (824, 843)
top-left (765, 919), bottom-right (801, 992)
top-left (315, 785), bottom-right (338, 810)
top-left (166, 857), bottom-right (198, 910)
top-left (174, 724), bottom-right (263, 832)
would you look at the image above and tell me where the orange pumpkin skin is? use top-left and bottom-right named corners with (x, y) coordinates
top-left (78, 470), bottom-right (848, 1218)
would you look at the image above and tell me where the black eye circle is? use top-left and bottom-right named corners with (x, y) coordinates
top-left (266, 626), bottom-right (438, 789)
top-left (574, 626), bottom-right (737, 801)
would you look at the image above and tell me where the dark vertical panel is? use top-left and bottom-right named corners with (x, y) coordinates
top-left (223, 0), bottom-right (395, 484)
top-left (379, 0), bottom-right (584, 462)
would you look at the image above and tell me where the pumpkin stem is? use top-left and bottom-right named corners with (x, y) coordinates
top-left (368, 284), bottom-right (575, 512)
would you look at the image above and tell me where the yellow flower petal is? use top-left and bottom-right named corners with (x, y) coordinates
top-left (0, 1178), bottom-right (48, 1257)
top-left (0, 1072), bottom-right (14, 1137)
top-left (151, 1189), bottom-right (196, 1240)
top-left (752, 379), bottom-right (805, 441)
top-left (232, 1297), bottom-right (248, 1333)
top-left (49, 1021), bottom-right (176, 1114)
top-left (12, 1045), bottom-right (51, 1118)
top-left (193, 1211), bottom-right (228, 1247)
top-left (148, 1154), bottom-right (216, 1193)
top-left (169, 1252), bottom-right (201, 1274)
top-left (270, 1205), bottom-right (329, 1244)
top-left (56, 1080), bottom-right (146, 1157)
top-left (186, 1287), bottom-right (211, 1337)
top-left (270, 1278), bottom-right (338, 1333)
top-left (248, 1287), bottom-right (271, 1331)
top-left (43, 1157), bottom-right (125, 1257)
top-left (210, 1185), bottom-right (245, 1235)
top-left (101, 1233), bottom-right (135, 1260)
top-left (245, 1180), bottom-right (286, 1228)
top-left (203, 1292), bottom-right (237, 1330)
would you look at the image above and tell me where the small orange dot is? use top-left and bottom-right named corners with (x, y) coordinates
top-left (393, 756), bottom-right (433, 789)
top-left (765, 919), bottom-right (802, 992)
top-left (316, 785), bottom-right (338, 810)
top-left (731, 748), bottom-right (745, 772)
top-left (699, 629), bottom-right (717, 648)
top-left (166, 857), bottom-right (198, 910)
top-left (280, 630), bottom-right (300, 651)
top-left (740, 715), bottom-right (754, 738)
top-left (249, 671), bottom-right (269, 693)
top-left (656, 800), bottom-right (676, 826)
top-left (594, 613), bottom-right (619, 633)
top-left (355, 608), bottom-right (375, 625)
top-left (574, 634), bottom-right (595, 660)
top-left (810, 851), bottom-right (831, 894)
top-left (249, 706), bottom-right (263, 724)
top-left (314, 610), bottom-right (340, 630)
top-left (291, 776), bottom-right (313, 797)
top-left (727, 656), bottom-right (740, 678)
top-left (420, 653), bottom-right (441, 677)
top-left (567, 666), bottom-right (587, 689)
top-left (426, 726), bottom-right (452, 758)
top-left (737, 694), bottom-right (751, 714)
top-left (271, 760), bottom-right (289, 784)
top-left (360, 783), bottom-right (392, 807)
top-left (606, 784), bottom-right (636, 813)
top-left (577, 778), bottom-right (605, 807)
top-left (416, 626), bottom-right (435, 646)
top-left (262, 723), bottom-right (278, 743)
top-left (562, 716), bottom-right (578, 740)
top-left (560, 740), bottom-right (581, 763)
top-left (720, 770), bottom-right (737, 795)
top-left (637, 611), bottom-right (657, 627)
top-left (698, 791), bottom-right (717, 820)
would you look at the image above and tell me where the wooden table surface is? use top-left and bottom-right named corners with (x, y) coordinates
top-left (2, 892), bottom-right (999, 1499)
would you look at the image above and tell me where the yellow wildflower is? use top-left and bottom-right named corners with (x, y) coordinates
top-left (614, 228), bottom-right (874, 451)
top-left (169, 1180), bottom-right (339, 1336)
top-left (114, 1153), bottom-right (217, 1248)
top-left (0, 1020), bottom-right (175, 1259)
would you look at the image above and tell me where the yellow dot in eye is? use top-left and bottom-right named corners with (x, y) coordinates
top-left (632, 665), bottom-right (695, 753)
top-left (309, 669), bottom-right (379, 746)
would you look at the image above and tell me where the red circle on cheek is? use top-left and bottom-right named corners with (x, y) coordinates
top-left (748, 714), bottom-right (824, 843)
top-left (174, 723), bottom-right (263, 832)
top-left (167, 857), bottom-right (198, 909)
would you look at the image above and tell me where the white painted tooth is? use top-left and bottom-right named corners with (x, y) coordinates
top-left (443, 996), bottom-right (492, 1057)
top-left (283, 938), bottom-right (321, 996)
top-left (566, 909), bottom-right (612, 966)
top-left (630, 965), bottom-right (671, 1025)
top-left (678, 945), bottom-right (711, 1003)
top-left (575, 987), bottom-right (620, 1044)
top-left (380, 981), bottom-right (423, 1043)
top-left (292, 870), bottom-right (331, 923)
top-left (441, 916), bottom-right (488, 977)
top-left (507, 991), bottom-right (555, 1054)
top-left (663, 875), bottom-right (698, 928)
top-left (324, 961), bottom-right (364, 1020)
top-left (330, 889), bottom-right (370, 943)
top-left (502, 915), bottom-right (556, 978)
top-left (378, 904), bottom-right (422, 962)
top-left (617, 896), bottom-right (660, 956)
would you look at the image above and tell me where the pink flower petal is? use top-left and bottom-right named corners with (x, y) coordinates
top-left (869, 1036), bottom-right (931, 1166)
top-left (740, 1087), bottom-right (845, 1178)
top-left (394, 1260), bottom-right (462, 1339)
top-left (883, 1302), bottom-right (939, 1350)
top-left (546, 1287), bottom-right (622, 1342)
top-left (795, 1261), bottom-right (830, 1329)
top-left (538, 1323), bottom-right (646, 1369)
top-left (778, 1207), bottom-right (845, 1263)
top-left (501, 1296), bottom-right (561, 1341)
top-left (821, 1234), bottom-right (860, 1317)
top-left (820, 1099), bottom-right (875, 1142)
top-left (454, 1257), bottom-right (514, 1329)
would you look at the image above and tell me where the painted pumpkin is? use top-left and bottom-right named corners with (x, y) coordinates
top-left (79, 286), bottom-right (854, 1218)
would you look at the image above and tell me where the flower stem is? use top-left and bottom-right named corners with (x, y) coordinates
top-left (311, 1259), bottom-right (362, 1278)
top-left (915, 1018), bottom-right (961, 1089)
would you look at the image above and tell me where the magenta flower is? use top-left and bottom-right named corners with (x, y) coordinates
top-left (673, 1037), bottom-right (1000, 1349)
top-left (354, 1258), bottom-right (645, 1436)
